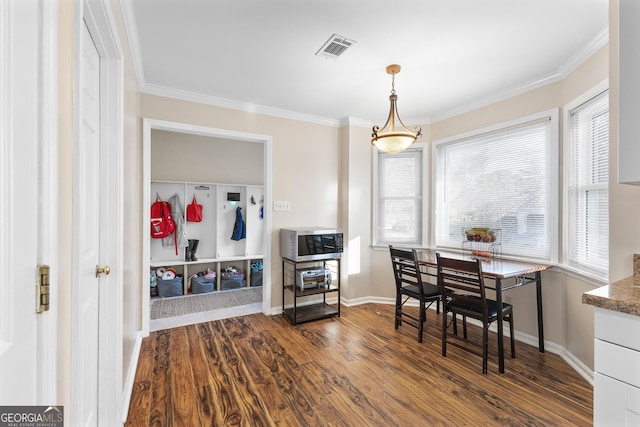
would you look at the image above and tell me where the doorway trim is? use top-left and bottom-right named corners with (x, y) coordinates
top-left (72, 0), bottom-right (124, 424)
top-left (0, 0), bottom-right (58, 405)
top-left (142, 119), bottom-right (273, 336)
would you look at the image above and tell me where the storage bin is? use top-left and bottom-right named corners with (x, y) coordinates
top-left (157, 277), bottom-right (183, 297)
top-left (191, 276), bottom-right (215, 294)
top-left (220, 274), bottom-right (244, 290)
top-left (250, 270), bottom-right (263, 287)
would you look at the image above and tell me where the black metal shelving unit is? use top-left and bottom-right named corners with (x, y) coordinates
top-left (282, 257), bottom-right (341, 325)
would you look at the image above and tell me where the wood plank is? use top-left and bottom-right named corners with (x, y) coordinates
top-left (124, 333), bottom-right (155, 426)
top-left (168, 327), bottom-right (200, 426)
top-left (184, 323), bottom-right (215, 389)
top-left (147, 329), bottom-right (173, 426)
top-left (123, 380), bottom-right (152, 427)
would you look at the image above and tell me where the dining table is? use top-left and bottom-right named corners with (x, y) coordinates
top-left (415, 249), bottom-right (552, 374)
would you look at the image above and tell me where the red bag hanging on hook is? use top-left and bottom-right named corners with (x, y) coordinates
top-left (187, 196), bottom-right (203, 222)
top-left (150, 195), bottom-right (176, 238)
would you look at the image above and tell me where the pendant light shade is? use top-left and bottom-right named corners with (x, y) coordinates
top-left (371, 64), bottom-right (422, 153)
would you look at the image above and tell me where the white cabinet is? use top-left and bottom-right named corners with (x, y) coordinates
top-left (618, 0), bottom-right (640, 184)
top-left (593, 307), bottom-right (640, 425)
top-left (150, 180), bottom-right (264, 295)
top-left (594, 374), bottom-right (640, 426)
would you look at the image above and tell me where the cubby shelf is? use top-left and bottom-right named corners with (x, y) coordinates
top-left (151, 180), bottom-right (264, 296)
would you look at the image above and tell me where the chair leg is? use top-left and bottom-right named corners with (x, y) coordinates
top-left (441, 310), bottom-right (447, 357)
top-left (509, 313), bottom-right (516, 358)
top-left (462, 315), bottom-right (468, 339)
top-left (418, 301), bottom-right (425, 343)
top-left (395, 296), bottom-right (401, 330)
top-left (452, 313), bottom-right (458, 336)
top-left (482, 326), bottom-right (489, 375)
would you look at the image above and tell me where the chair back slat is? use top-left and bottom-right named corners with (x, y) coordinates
top-left (436, 253), bottom-right (488, 318)
top-left (390, 247), bottom-right (425, 297)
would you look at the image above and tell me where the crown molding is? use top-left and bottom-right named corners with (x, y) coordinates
top-left (120, 0), bottom-right (146, 88)
top-left (557, 28), bottom-right (608, 77)
top-left (126, 17), bottom-right (607, 129)
top-left (340, 116), bottom-right (371, 128)
top-left (431, 28), bottom-right (609, 123)
top-left (141, 83), bottom-right (342, 127)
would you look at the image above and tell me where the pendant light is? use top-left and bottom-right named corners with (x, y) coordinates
top-left (371, 64), bottom-right (422, 153)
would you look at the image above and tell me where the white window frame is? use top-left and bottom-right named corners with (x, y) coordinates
top-left (562, 80), bottom-right (609, 281)
top-left (431, 109), bottom-right (559, 262)
top-left (372, 143), bottom-right (428, 248)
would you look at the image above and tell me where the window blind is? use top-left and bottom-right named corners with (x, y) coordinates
top-left (435, 116), bottom-right (554, 259)
top-left (374, 148), bottom-right (423, 245)
top-left (567, 90), bottom-right (609, 275)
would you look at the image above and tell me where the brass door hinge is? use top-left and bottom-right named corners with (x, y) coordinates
top-left (36, 265), bottom-right (50, 313)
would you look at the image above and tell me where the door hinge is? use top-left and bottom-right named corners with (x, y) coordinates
top-left (36, 265), bottom-right (50, 313)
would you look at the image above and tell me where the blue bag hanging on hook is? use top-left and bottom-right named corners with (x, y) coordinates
top-left (231, 206), bottom-right (246, 241)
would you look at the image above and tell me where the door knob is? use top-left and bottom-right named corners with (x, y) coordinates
top-left (95, 265), bottom-right (111, 277)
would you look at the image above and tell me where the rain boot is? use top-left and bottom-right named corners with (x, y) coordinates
top-left (185, 240), bottom-right (193, 262)
top-left (190, 239), bottom-right (199, 261)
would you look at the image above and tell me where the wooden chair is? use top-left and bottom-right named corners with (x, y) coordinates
top-left (389, 246), bottom-right (441, 343)
top-left (436, 253), bottom-right (515, 374)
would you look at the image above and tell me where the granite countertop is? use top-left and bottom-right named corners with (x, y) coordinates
top-left (582, 254), bottom-right (640, 316)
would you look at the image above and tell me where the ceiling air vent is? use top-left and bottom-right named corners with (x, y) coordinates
top-left (315, 34), bottom-right (356, 59)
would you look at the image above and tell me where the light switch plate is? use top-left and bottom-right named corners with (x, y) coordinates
top-left (273, 200), bottom-right (291, 211)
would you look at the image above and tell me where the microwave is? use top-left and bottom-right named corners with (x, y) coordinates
top-left (280, 228), bottom-right (344, 262)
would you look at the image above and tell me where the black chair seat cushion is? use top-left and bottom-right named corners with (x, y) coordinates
top-left (401, 283), bottom-right (441, 299)
top-left (447, 296), bottom-right (512, 319)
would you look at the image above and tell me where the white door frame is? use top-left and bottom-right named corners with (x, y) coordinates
top-left (37, 0), bottom-right (60, 404)
top-left (0, 0), bottom-right (58, 405)
top-left (141, 119), bottom-right (273, 336)
top-left (72, 0), bottom-right (123, 424)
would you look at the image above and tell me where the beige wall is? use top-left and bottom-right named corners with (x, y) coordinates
top-left (151, 130), bottom-right (264, 184)
top-left (609, 0), bottom-right (640, 284)
top-left (339, 124), bottom-right (374, 301)
top-left (112, 0), bottom-right (143, 406)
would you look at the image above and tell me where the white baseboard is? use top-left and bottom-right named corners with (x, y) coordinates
top-left (121, 331), bottom-right (144, 425)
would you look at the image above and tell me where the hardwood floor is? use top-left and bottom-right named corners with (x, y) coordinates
top-left (125, 303), bottom-right (593, 426)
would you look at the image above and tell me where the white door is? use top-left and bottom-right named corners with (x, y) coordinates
top-left (0, 0), bottom-right (56, 406)
top-left (73, 3), bottom-right (124, 424)
top-left (73, 21), bottom-right (102, 425)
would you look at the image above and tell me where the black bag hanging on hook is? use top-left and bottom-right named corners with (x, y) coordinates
top-left (231, 206), bottom-right (246, 241)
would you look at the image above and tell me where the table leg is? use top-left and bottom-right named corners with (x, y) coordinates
top-left (536, 271), bottom-right (545, 353)
top-left (496, 277), bottom-right (505, 374)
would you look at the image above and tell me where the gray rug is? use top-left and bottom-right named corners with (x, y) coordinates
top-left (151, 287), bottom-right (262, 319)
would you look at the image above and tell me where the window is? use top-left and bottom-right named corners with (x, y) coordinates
top-left (433, 110), bottom-right (558, 260)
top-left (373, 145), bottom-right (426, 247)
top-left (565, 88), bottom-right (609, 278)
